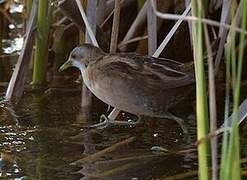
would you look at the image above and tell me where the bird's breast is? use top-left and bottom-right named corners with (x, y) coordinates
top-left (82, 69), bottom-right (115, 105)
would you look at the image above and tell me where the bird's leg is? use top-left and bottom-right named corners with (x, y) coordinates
top-left (163, 113), bottom-right (188, 135)
top-left (107, 108), bottom-right (121, 120)
top-left (85, 108), bottom-right (142, 129)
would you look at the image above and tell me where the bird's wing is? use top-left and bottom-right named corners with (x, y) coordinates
top-left (97, 54), bottom-right (194, 93)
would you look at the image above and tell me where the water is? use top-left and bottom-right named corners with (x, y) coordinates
top-left (0, 89), bottom-right (198, 179)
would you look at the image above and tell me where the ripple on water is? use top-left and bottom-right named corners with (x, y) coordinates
top-left (0, 90), bottom-right (200, 179)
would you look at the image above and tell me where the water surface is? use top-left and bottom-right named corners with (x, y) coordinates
top-left (0, 89), bottom-right (198, 179)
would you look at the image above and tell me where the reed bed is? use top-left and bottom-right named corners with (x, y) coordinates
top-left (1, 0), bottom-right (247, 179)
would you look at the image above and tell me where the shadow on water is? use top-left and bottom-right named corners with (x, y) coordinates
top-left (0, 89), bottom-right (200, 179)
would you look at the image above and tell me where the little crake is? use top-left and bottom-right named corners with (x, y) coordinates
top-left (59, 44), bottom-right (195, 128)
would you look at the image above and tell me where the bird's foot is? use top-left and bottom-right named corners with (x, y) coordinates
top-left (85, 114), bottom-right (141, 129)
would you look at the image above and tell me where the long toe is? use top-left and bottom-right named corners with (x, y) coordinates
top-left (107, 119), bottom-right (140, 127)
top-left (83, 114), bottom-right (143, 129)
top-left (82, 115), bottom-right (109, 129)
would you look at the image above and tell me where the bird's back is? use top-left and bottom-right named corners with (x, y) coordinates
top-left (85, 53), bottom-right (195, 117)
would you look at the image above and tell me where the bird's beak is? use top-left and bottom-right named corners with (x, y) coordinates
top-left (59, 60), bottom-right (73, 72)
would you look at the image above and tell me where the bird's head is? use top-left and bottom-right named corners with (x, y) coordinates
top-left (59, 44), bottom-right (104, 73)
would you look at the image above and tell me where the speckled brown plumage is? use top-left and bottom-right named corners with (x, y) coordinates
top-left (59, 44), bottom-right (195, 118)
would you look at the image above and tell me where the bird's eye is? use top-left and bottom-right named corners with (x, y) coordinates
top-left (71, 55), bottom-right (76, 59)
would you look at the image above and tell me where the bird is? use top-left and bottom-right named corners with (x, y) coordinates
top-left (59, 43), bottom-right (195, 130)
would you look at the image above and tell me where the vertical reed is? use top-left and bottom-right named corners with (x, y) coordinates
top-left (147, 0), bottom-right (157, 56)
top-left (191, 1), bottom-right (209, 179)
top-left (220, 1), bottom-right (247, 179)
top-left (32, 0), bottom-right (52, 85)
top-left (110, 0), bottom-right (121, 53)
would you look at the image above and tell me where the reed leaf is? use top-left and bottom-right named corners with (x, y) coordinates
top-left (191, 1), bottom-right (209, 179)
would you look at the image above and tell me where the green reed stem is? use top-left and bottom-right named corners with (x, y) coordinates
top-left (220, 0), bottom-right (247, 179)
top-left (32, 0), bottom-right (52, 85)
top-left (228, 1), bottom-right (247, 179)
top-left (219, 34), bottom-right (231, 180)
top-left (191, 1), bottom-right (209, 180)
